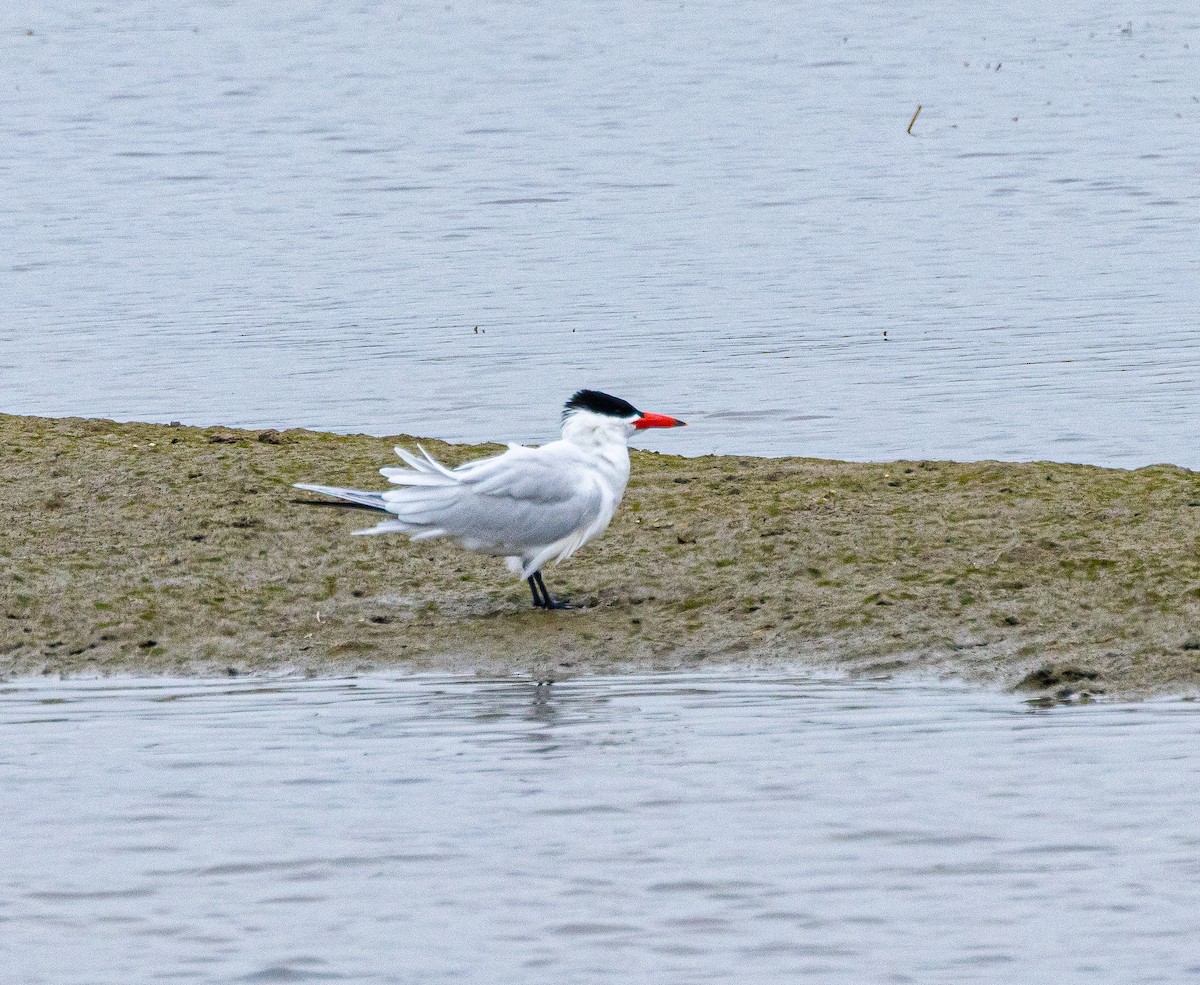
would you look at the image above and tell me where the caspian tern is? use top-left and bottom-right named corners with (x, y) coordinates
top-left (294, 390), bottom-right (686, 609)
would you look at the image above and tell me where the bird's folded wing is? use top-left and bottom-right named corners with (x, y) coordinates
top-left (462, 446), bottom-right (586, 502)
top-left (377, 444), bottom-right (604, 550)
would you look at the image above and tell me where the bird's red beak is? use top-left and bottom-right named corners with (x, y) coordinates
top-left (634, 412), bottom-right (687, 429)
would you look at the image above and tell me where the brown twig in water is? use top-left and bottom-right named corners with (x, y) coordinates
top-left (907, 104), bottom-right (922, 135)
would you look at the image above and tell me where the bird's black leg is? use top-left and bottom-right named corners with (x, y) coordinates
top-left (527, 575), bottom-right (546, 609)
top-left (533, 570), bottom-right (573, 610)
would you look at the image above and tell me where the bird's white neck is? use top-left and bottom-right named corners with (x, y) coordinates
top-left (559, 410), bottom-right (634, 498)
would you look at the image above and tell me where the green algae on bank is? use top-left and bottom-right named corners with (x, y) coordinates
top-left (4, 413), bottom-right (1200, 696)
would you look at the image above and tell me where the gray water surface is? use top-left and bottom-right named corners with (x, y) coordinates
top-left (3, 672), bottom-right (1200, 983)
top-left (3, 2), bottom-right (1198, 465)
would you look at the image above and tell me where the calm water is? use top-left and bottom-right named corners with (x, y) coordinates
top-left (3, 672), bottom-right (1200, 983)
top-left (2, 2), bottom-right (1198, 465)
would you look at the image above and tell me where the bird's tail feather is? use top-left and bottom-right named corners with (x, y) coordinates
top-left (295, 479), bottom-right (453, 540)
top-left (293, 483), bottom-right (390, 512)
top-left (380, 445), bottom-right (465, 486)
top-left (351, 519), bottom-right (421, 536)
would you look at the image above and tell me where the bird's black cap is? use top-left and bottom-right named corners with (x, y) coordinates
top-left (563, 389), bottom-right (641, 420)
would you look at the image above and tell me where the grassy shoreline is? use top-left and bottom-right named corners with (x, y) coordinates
top-left (4, 413), bottom-right (1200, 697)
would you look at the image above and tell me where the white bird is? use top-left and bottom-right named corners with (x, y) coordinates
top-left (294, 390), bottom-right (686, 609)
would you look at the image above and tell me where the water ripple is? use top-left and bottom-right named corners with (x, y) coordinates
top-left (1, 2), bottom-right (1197, 467)
top-left (2, 671), bottom-right (1200, 982)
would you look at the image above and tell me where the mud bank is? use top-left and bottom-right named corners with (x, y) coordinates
top-left (4, 413), bottom-right (1200, 696)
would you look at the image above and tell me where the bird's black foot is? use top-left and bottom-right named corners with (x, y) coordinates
top-left (528, 572), bottom-right (575, 611)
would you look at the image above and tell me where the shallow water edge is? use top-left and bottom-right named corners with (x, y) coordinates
top-left (4, 413), bottom-right (1200, 698)
top-left (6, 671), bottom-right (1200, 984)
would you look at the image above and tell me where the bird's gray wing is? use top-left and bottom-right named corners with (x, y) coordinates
top-left (366, 444), bottom-right (604, 554)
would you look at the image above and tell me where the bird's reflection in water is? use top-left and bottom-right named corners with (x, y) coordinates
top-left (436, 674), bottom-right (645, 757)
top-left (459, 679), bottom-right (566, 752)
top-left (525, 680), bottom-right (559, 725)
